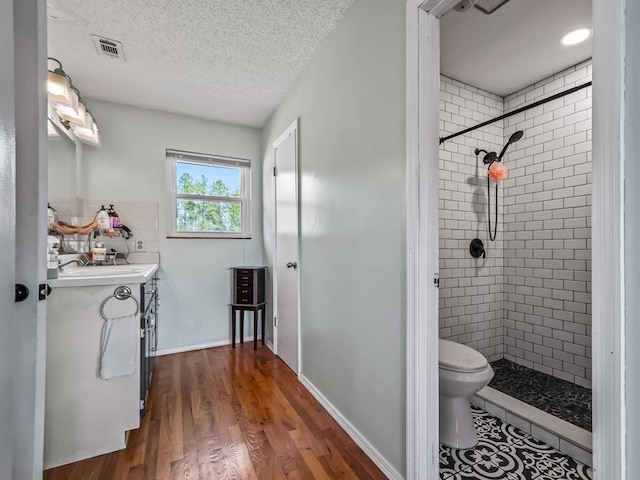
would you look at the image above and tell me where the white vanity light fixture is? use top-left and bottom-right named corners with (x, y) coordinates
top-left (47, 57), bottom-right (101, 147)
top-left (55, 87), bottom-right (87, 125)
top-left (47, 57), bottom-right (84, 122)
top-left (72, 111), bottom-right (101, 147)
top-left (560, 28), bottom-right (591, 46)
top-left (46, 59), bottom-right (73, 106)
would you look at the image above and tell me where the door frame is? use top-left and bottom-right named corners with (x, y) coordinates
top-left (406, 0), bottom-right (636, 478)
top-left (405, 2), bottom-right (440, 478)
top-left (271, 119), bottom-right (302, 375)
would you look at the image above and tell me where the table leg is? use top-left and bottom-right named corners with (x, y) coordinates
top-left (261, 305), bottom-right (265, 345)
top-left (253, 307), bottom-right (258, 350)
top-left (240, 309), bottom-right (244, 344)
top-left (231, 307), bottom-right (236, 348)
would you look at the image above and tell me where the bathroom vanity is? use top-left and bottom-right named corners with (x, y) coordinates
top-left (44, 262), bottom-right (159, 469)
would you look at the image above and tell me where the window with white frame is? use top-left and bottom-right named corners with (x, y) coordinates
top-left (166, 149), bottom-right (251, 238)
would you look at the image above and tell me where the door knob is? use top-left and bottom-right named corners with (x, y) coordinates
top-left (286, 261), bottom-right (298, 269)
top-left (15, 284), bottom-right (30, 303)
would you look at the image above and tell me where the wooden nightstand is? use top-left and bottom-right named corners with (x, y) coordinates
top-left (230, 266), bottom-right (267, 349)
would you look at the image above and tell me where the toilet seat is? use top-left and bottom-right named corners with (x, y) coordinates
top-left (439, 339), bottom-right (488, 373)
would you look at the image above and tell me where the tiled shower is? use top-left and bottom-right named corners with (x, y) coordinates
top-left (438, 60), bottom-right (592, 390)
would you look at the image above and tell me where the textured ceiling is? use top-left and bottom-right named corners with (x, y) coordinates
top-left (47, 0), bottom-right (355, 127)
top-left (441, 0), bottom-right (592, 96)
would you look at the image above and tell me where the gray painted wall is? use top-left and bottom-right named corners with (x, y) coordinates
top-left (57, 100), bottom-right (264, 351)
top-left (262, 0), bottom-right (406, 474)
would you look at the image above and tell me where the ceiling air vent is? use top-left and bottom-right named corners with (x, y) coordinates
top-left (91, 35), bottom-right (125, 62)
top-left (474, 0), bottom-right (511, 14)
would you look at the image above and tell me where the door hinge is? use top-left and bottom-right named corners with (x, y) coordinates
top-left (139, 399), bottom-right (145, 410)
top-left (141, 328), bottom-right (145, 338)
top-left (274, 316), bottom-right (277, 327)
top-left (273, 166), bottom-right (277, 176)
top-left (434, 274), bottom-right (440, 288)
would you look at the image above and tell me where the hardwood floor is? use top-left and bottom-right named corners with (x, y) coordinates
top-left (44, 345), bottom-right (387, 480)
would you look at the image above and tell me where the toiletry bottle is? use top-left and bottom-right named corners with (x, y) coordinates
top-left (47, 203), bottom-right (58, 233)
top-left (47, 250), bottom-right (59, 279)
top-left (95, 206), bottom-right (111, 233)
top-left (47, 236), bottom-right (60, 279)
top-left (92, 241), bottom-right (107, 264)
top-left (109, 204), bottom-right (120, 229)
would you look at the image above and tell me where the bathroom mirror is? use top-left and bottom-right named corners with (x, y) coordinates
top-left (47, 118), bottom-right (80, 199)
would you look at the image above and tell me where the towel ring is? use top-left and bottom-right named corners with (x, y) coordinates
top-left (100, 286), bottom-right (140, 321)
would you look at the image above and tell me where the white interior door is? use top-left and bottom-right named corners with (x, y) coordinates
top-left (273, 120), bottom-right (300, 374)
top-left (1, 0), bottom-right (47, 477)
top-left (0, 14), bottom-right (18, 474)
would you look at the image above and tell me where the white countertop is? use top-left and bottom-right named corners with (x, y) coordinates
top-left (49, 263), bottom-right (159, 288)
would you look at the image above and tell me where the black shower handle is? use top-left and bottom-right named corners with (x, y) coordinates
top-left (470, 238), bottom-right (486, 259)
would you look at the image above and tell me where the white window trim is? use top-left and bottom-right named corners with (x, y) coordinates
top-left (166, 149), bottom-right (252, 239)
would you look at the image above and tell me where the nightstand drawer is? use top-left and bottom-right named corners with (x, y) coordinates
top-left (236, 287), bottom-right (253, 301)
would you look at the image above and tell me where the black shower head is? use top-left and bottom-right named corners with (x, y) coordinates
top-left (498, 130), bottom-right (524, 160)
top-left (509, 130), bottom-right (524, 143)
top-left (483, 151), bottom-right (497, 165)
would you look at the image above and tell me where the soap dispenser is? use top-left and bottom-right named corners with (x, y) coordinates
top-left (108, 204), bottom-right (120, 229)
top-left (95, 206), bottom-right (111, 233)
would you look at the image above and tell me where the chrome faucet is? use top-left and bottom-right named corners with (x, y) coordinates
top-left (58, 258), bottom-right (85, 270)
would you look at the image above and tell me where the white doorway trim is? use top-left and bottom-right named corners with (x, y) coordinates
top-left (271, 119), bottom-right (302, 375)
top-left (405, 1), bottom-right (440, 478)
top-left (591, 0), bottom-right (629, 477)
top-left (407, 0), bottom-right (637, 479)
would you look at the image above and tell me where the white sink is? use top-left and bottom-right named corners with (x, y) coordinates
top-left (51, 263), bottom-right (158, 287)
top-left (59, 266), bottom-right (145, 277)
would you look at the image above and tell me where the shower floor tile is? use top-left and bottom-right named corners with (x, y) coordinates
top-left (488, 359), bottom-right (592, 431)
top-left (440, 406), bottom-right (593, 480)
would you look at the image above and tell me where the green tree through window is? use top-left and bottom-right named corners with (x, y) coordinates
top-left (177, 172), bottom-right (241, 232)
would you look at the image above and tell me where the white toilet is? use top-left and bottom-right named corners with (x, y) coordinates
top-left (439, 339), bottom-right (494, 449)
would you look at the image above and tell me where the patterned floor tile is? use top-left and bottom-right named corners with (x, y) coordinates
top-left (491, 436), bottom-right (593, 480)
top-left (441, 408), bottom-right (530, 476)
top-left (446, 462), bottom-right (511, 479)
top-left (441, 407), bottom-right (592, 480)
top-left (440, 464), bottom-right (458, 479)
top-left (440, 441), bottom-right (503, 474)
top-left (472, 406), bottom-right (531, 447)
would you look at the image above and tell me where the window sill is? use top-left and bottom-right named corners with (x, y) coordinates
top-left (167, 234), bottom-right (252, 240)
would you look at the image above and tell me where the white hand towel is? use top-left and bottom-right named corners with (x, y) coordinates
top-left (100, 315), bottom-right (138, 380)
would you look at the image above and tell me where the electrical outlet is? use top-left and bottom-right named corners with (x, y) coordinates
top-left (135, 240), bottom-right (144, 251)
